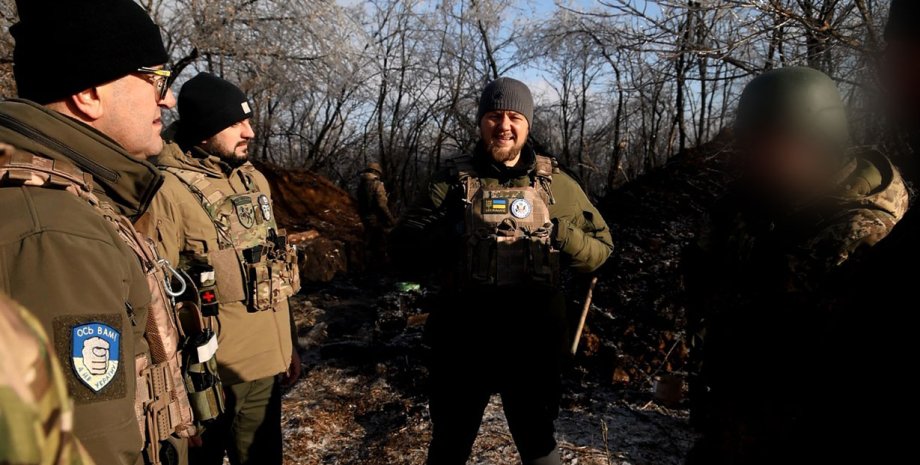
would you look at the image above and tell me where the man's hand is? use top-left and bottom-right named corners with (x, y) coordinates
top-left (280, 350), bottom-right (302, 388)
top-left (81, 336), bottom-right (111, 375)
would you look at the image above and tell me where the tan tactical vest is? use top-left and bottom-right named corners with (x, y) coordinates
top-left (453, 155), bottom-right (560, 288)
top-left (0, 147), bottom-right (195, 464)
top-left (165, 164), bottom-right (300, 312)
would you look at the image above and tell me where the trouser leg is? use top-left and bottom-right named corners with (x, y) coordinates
top-left (189, 382), bottom-right (238, 465)
top-left (425, 364), bottom-right (492, 465)
top-left (500, 370), bottom-right (562, 465)
top-left (227, 377), bottom-right (283, 465)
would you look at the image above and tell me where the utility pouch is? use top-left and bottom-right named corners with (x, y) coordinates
top-left (285, 243), bottom-right (302, 295)
top-left (467, 233), bottom-right (498, 286)
top-left (209, 248), bottom-right (246, 304)
top-left (248, 259), bottom-right (273, 312)
top-left (182, 330), bottom-right (225, 423)
top-left (174, 294), bottom-right (227, 426)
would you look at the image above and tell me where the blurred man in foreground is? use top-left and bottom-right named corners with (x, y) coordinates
top-left (685, 67), bottom-right (907, 465)
top-left (0, 293), bottom-right (96, 465)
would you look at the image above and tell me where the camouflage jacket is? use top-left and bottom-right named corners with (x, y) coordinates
top-left (0, 293), bottom-right (96, 465)
top-left (693, 152), bottom-right (908, 299)
top-left (357, 171), bottom-right (396, 227)
top-left (685, 151), bottom-right (909, 404)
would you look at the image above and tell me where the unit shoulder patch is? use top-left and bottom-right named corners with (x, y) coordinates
top-left (71, 322), bottom-right (120, 392)
top-left (53, 314), bottom-right (127, 404)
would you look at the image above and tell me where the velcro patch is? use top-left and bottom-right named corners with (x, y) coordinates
top-left (482, 198), bottom-right (509, 214)
top-left (53, 314), bottom-right (127, 404)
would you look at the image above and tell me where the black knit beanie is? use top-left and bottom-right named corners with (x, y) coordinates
top-left (10, 0), bottom-right (169, 104)
top-left (176, 73), bottom-right (254, 146)
top-left (885, 0), bottom-right (920, 40)
top-left (477, 77), bottom-right (534, 125)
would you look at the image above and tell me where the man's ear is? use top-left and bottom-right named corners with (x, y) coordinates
top-left (69, 87), bottom-right (105, 121)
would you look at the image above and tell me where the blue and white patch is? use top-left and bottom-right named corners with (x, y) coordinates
top-left (510, 198), bottom-right (533, 219)
top-left (71, 323), bottom-right (120, 392)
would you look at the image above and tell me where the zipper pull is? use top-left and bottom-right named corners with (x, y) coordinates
top-left (125, 302), bottom-right (138, 326)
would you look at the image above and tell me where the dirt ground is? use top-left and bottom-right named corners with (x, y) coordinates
top-left (271, 137), bottom-right (740, 464)
top-left (281, 282), bottom-right (695, 465)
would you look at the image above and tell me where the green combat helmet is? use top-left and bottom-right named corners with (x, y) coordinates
top-left (736, 66), bottom-right (850, 153)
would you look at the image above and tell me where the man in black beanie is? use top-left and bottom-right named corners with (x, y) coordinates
top-left (0, 1), bottom-right (198, 465)
top-left (151, 73), bottom-right (301, 465)
top-left (392, 77), bottom-right (613, 465)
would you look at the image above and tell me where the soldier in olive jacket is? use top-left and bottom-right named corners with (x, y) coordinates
top-left (0, 1), bottom-right (183, 464)
top-left (150, 73), bottom-right (300, 465)
top-left (394, 78), bottom-right (613, 465)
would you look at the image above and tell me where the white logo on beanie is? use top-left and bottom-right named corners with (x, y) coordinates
top-left (241, 102), bottom-right (251, 114)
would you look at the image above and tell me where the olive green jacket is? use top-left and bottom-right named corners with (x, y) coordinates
top-left (150, 142), bottom-right (293, 385)
top-left (396, 144), bottom-right (613, 279)
top-left (0, 292), bottom-right (96, 465)
top-left (0, 100), bottom-right (161, 465)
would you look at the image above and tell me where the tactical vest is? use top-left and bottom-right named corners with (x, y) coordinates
top-left (452, 155), bottom-right (560, 288)
top-left (165, 163), bottom-right (300, 312)
top-left (0, 147), bottom-right (196, 464)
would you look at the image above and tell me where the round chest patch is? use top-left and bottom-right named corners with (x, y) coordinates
top-left (510, 198), bottom-right (533, 219)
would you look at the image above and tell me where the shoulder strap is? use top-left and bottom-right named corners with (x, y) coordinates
top-left (0, 144), bottom-right (96, 201)
top-left (163, 167), bottom-right (236, 249)
top-left (533, 154), bottom-right (557, 205)
top-left (534, 154), bottom-right (557, 180)
top-left (448, 155), bottom-right (476, 181)
top-left (164, 167), bottom-right (226, 215)
top-left (235, 164), bottom-right (258, 192)
top-left (448, 155), bottom-right (479, 204)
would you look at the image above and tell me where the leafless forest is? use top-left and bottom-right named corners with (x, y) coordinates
top-left (0, 0), bottom-right (894, 205)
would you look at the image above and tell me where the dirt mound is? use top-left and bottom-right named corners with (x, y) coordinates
top-left (578, 131), bottom-right (735, 391)
top-left (252, 160), bottom-right (365, 281)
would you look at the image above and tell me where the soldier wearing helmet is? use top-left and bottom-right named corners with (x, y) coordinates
top-left (817, 1), bottom-right (920, 461)
top-left (684, 67), bottom-right (908, 464)
top-left (357, 161), bottom-right (397, 269)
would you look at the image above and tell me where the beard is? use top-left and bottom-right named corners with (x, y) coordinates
top-left (207, 141), bottom-right (250, 167)
top-left (486, 138), bottom-right (525, 164)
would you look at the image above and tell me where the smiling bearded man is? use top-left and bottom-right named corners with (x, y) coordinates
top-left (392, 77), bottom-right (614, 465)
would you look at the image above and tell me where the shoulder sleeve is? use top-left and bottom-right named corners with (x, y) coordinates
top-left (793, 208), bottom-right (900, 292)
top-left (0, 189), bottom-right (146, 465)
top-left (389, 168), bottom-right (459, 279)
top-left (550, 172), bottom-right (614, 273)
top-left (427, 168), bottom-right (455, 210)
